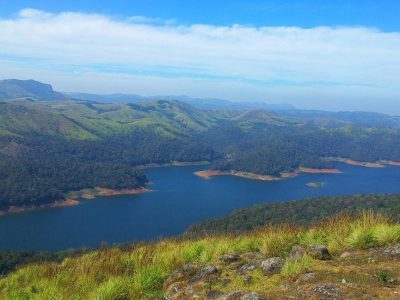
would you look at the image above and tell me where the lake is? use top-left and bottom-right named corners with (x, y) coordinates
top-left (1, 163), bottom-right (400, 251)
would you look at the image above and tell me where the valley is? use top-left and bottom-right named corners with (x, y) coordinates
top-left (1, 1), bottom-right (399, 297)
top-left (1, 81), bottom-right (400, 215)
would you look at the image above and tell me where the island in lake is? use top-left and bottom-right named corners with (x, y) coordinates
top-left (194, 167), bottom-right (341, 181)
top-left (306, 182), bottom-right (326, 188)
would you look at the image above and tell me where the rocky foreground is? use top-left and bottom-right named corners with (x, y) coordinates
top-left (164, 244), bottom-right (400, 299)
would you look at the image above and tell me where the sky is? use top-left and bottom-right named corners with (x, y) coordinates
top-left (0, 0), bottom-right (399, 113)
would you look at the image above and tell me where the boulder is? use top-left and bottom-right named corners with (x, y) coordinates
top-left (295, 272), bottom-right (315, 284)
top-left (164, 282), bottom-right (185, 299)
top-left (384, 244), bottom-right (400, 257)
top-left (238, 262), bottom-right (259, 274)
top-left (163, 263), bottom-right (200, 289)
top-left (223, 291), bottom-right (263, 300)
top-left (219, 254), bottom-right (241, 264)
top-left (228, 261), bottom-right (244, 270)
top-left (260, 257), bottom-right (285, 275)
top-left (288, 245), bottom-right (306, 260)
top-left (206, 290), bottom-right (225, 299)
top-left (190, 265), bottom-right (219, 283)
top-left (311, 283), bottom-right (343, 299)
top-left (308, 244), bottom-right (332, 260)
top-left (298, 283), bottom-right (345, 299)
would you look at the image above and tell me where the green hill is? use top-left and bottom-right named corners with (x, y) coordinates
top-left (187, 194), bottom-right (400, 235)
top-left (1, 95), bottom-right (400, 212)
top-left (0, 101), bottom-right (96, 140)
top-left (0, 99), bottom-right (220, 210)
top-left (0, 99), bottom-right (219, 140)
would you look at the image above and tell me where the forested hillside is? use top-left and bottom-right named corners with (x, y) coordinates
top-left (0, 99), bottom-right (218, 210)
top-left (1, 90), bottom-right (400, 211)
top-left (187, 194), bottom-right (400, 235)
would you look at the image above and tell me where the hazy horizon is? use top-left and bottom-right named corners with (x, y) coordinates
top-left (0, 1), bottom-right (399, 113)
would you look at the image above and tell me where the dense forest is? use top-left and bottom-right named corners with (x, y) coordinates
top-left (1, 96), bottom-right (400, 210)
top-left (0, 133), bottom-right (216, 210)
top-left (187, 194), bottom-right (400, 235)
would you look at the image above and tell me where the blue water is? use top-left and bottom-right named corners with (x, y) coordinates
top-left (1, 163), bottom-right (400, 251)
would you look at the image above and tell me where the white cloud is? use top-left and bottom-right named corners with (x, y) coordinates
top-left (0, 9), bottom-right (399, 112)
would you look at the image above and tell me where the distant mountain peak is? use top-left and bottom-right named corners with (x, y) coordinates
top-left (0, 79), bottom-right (66, 101)
top-left (65, 91), bottom-right (296, 111)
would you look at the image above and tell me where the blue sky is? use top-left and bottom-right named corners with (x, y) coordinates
top-left (0, 1), bottom-right (399, 113)
top-left (1, 0), bottom-right (399, 31)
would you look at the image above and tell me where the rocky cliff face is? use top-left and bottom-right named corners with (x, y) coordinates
top-left (0, 79), bottom-right (66, 100)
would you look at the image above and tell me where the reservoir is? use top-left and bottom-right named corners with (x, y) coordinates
top-left (1, 163), bottom-right (400, 251)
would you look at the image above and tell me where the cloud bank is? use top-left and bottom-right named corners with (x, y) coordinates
top-left (0, 9), bottom-right (399, 112)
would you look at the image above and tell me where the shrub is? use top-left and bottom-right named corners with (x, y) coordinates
top-left (347, 227), bottom-right (378, 249)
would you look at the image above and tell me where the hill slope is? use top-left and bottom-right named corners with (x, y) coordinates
top-left (1, 212), bottom-right (400, 299)
top-left (1, 97), bottom-right (400, 211)
top-left (0, 99), bottom-right (219, 210)
top-left (187, 194), bottom-right (400, 235)
top-left (0, 99), bottom-right (219, 139)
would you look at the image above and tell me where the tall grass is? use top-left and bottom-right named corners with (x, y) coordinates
top-left (1, 212), bottom-right (399, 299)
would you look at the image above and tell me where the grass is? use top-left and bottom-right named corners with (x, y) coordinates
top-left (281, 255), bottom-right (313, 277)
top-left (1, 212), bottom-right (400, 299)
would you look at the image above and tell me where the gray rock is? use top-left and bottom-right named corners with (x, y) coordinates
top-left (163, 263), bottom-right (199, 288)
top-left (308, 244), bottom-right (332, 260)
top-left (238, 262), bottom-right (259, 274)
top-left (190, 265), bottom-right (219, 283)
top-left (228, 261), bottom-right (244, 270)
top-left (219, 254), bottom-right (240, 264)
top-left (260, 257), bottom-right (285, 275)
top-left (206, 290), bottom-right (225, 299)
top-left (242, 293), bottom-right (263, 300)
top-left (384, 244), bottom-right (400, 257)
top-left (295, 272), bottom-right (315, 284)
top-left (223, 291), bottom-right (263, 300)
top-left (288, 245), bottom-right (306, 260)
top-left (164, 281), bottom-right (185, 300)
top-left (311, 284), bottom-right (342, 299)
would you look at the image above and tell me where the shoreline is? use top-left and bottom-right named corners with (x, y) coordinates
top-left (0, 199), bottom-right (79, 217)
top-left (71, 187), bottom-right (150, 199)
top-left (379, 160), bottom-right (400, 167)
top-left (194, 170), bottom-right (288, 181)
top-left (329, 157), bottom-right (385, 168)
top-left (194, 167), bottom-right (341, 181)
top-left (298, 167), bottom-right (342, 174)
top-left (137, 161), bottom-right (210, 170)
top-left (326, 157), bottom-right (400, 169)
top-left (0, 187), bottom-right (149, 217)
